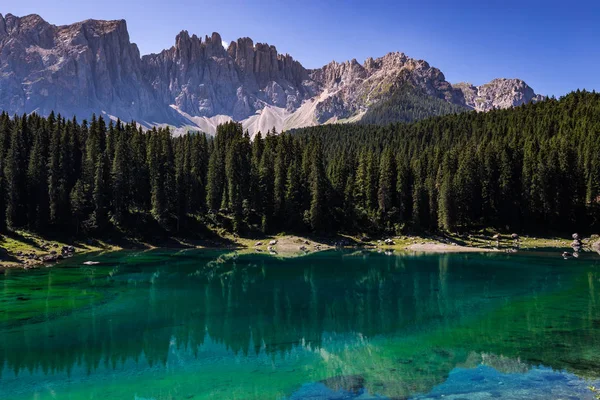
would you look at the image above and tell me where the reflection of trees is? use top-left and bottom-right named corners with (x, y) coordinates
top-left (443, 267), bottom-right (600, 379)
top-left (0, 250), bottom-right (598, 391)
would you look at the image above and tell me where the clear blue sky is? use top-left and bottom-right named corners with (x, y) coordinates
top-left (3, 0), bottom-right (599, 96)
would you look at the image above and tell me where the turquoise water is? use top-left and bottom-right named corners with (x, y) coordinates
top-left (1, 249), bottom-right (599, 399)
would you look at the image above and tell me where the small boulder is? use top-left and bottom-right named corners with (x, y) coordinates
top-left (269, 240), bottom-right (278, 246)
top-left (42, 255), bottom-right (58, 263)
top-left (592, 240), bottom-right (600, 254)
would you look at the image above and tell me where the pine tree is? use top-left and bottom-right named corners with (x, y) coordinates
top-left (130, 127), bottom-right (150, 211)
top-left (225, 137), bottom-right (244, 232)
top-left (48, 119), bottom-right (64, 225)
top-left (308, 140), bottom-right (327, 231)
top-left (437, 165), bottom-right (454, 231)
top-left (27, 125), bottom-right (49, 230)
top-left (284, 157), bottom-right (303, 230)
top-left (206, 138), bottom-right (224, 211)
top-left (250, 132), bottom-right (264, 214)
top-left (377, 149), bottom-right (396, 221)
top-left (70, 179), bottom-right (87, 234)
top-left (259, 133), bottom-right (276, 232)
top-left (189, 133), bottom-right (208, 213)
top-left (111, 130), bottom-right (130, 226)
top-left (91, 151), bottom-right (110, 232)
top-left (273, 135), bottom-right (288, 223)
top-left (0, 113), bottom-right (9, 232)
top-left (5, 118), bottom-right (27, 228)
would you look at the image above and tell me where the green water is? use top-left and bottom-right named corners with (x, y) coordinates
top-left (1, 249), bottom-right (600, 399)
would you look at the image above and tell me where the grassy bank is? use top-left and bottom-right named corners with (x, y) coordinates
top-left (0, 228), bottom-right (595, 270)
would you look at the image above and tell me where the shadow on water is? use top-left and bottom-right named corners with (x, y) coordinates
top-left (1, 249), bottom-right (600, 399)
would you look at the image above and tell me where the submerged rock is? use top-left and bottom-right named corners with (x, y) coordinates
top-left (320, 374), bottom-right (365, 393)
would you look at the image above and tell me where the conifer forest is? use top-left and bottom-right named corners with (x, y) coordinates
top-left (0, 90), bottom-right (599, 239)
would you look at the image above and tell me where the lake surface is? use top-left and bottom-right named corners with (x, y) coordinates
top-left (1, 249), bottom-right (600, 399)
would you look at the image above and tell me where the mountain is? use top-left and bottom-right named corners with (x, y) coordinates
top-left (453, 79), bottom-right (544, 111)
top-left (0, 13), bottom-right (543, 135)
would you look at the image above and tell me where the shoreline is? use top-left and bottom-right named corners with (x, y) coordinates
top-left (404, 242), bottom-right (499, 253)
top-left (0, 232), bottom-right (594, 270)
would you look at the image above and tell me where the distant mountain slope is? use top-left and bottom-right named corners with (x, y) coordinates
top-left (360, 85), bottom-right (469, 125)
top-left (0, 13), bottom-right (543, 134)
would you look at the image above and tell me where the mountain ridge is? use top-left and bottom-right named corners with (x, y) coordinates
top-left (0, 13), bottom-right (543, 134)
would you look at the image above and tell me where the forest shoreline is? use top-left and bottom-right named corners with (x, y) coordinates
top-left (0, 231), bottom-right (585, 270)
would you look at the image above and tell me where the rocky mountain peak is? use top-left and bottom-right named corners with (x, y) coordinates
top-left (453, 78), bottom-right (543, 111)
top-left (0, 13), bottom-right (54, 47)
top-left (3, 13), bottom-right (48, 34)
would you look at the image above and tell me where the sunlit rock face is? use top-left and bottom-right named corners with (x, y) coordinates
top-left (453, 78), bottom-right (544, 111)
top-left (0, 13), bottom-right (542, 135)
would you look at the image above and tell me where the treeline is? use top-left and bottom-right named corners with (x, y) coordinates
top-left (0, 90), bottom-right (599, 237)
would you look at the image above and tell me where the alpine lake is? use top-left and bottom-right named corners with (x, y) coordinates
top-left (1, 248), bottom-right (600, 399)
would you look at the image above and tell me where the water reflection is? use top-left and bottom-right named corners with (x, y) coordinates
top-left (0, 250), bottom-right (599, 399)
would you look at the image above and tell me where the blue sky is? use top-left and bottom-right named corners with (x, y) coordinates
top-left (3, 0), bottom-right (599, 96)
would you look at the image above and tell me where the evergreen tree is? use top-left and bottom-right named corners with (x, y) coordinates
top-left (111, 130), bottom-right (130, 226)
top-left (5, 118), bottom-right (27, 228)
top-left (70, 179), bottom-right (87, 234)
top-left (91, 151), bottom-right (110, 231)
top-left (308, 140), bottom-right (327, 231)
top-left (377, 149), bottom-right (396, 222)
top-left (27, 125), bottom-right (49, 230)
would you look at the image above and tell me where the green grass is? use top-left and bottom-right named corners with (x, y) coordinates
top-left (0, 230), bottom-right (118, 267)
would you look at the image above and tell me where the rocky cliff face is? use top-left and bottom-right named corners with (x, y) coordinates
top-left (141, 32), bottom-right (316, 121)
top-left (0, 13), bottom-right (167, 122)
top-left (0, 13), bottom-right (543, 134)
top-left (453, 79), bottom-right (544, 111)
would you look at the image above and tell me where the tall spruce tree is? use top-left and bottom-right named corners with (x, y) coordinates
top-left (5, 118), bottom-right (27, 228)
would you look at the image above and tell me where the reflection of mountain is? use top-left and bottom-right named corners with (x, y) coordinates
top-left (0, 250), bottom-right (599, 399)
